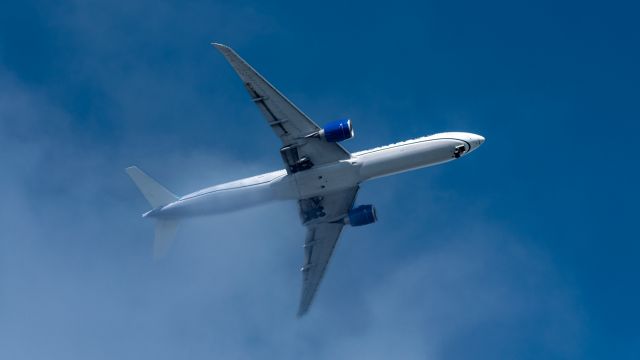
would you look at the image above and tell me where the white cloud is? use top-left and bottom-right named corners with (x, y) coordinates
top-left (0, 3), bottom-right (585, 358)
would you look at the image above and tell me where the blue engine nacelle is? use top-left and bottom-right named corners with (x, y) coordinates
top-left (347, 205), bottom-right (377, 226)
top-left (319, 118), bottom-right (354, 143)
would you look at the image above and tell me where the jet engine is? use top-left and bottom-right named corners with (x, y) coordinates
top-left (346, 205), bottom-right (377, 226)
top-left (318, 118), bottom-right (354, 142)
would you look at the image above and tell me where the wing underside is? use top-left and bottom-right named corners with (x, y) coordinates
top-left (299, 223), bottom-right (345, 316)
top-left (212, 43), bottom-right (358, 317)
top-left (297, 187), bottom-right (359, 316)
top-left (212, 43), bottom-right (350, 171)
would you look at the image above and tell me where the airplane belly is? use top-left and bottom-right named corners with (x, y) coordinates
top-left (293, 161), bottom-right (360, 199)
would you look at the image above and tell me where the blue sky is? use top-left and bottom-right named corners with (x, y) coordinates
top-left (1, 0), bottom-right (638, 359)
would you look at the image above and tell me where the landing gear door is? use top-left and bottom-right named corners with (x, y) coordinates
top-left (281, 145), bottom-right (314, 174)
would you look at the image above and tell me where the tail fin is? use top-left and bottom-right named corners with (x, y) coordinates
top-left (126, 166), bottom-right (180, 259)
top-left (125, 166), bottom-right (178, 208)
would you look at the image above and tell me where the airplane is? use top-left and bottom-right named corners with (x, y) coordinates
top-left (126, 43), bottom-right (485, 317)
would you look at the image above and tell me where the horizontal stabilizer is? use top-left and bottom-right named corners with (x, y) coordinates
top-left (154, 219), bottom-right (179, 259)
top-left (126, 166), bottom-right (178, 208)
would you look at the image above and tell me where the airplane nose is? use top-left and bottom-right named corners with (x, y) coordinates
top-left (457, 133), bottom-right (484, 155)
top-left (471, 134), bottom-right (485, 149)
top-left (446, 132), bottom-right (485, 156)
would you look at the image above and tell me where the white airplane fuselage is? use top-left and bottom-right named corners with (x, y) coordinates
top-left (145, 132), bottom-right (484, 220)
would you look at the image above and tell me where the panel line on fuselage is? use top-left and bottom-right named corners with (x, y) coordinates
top-left (353, 137), bottom-right (471, 157)
top-left (178, 173), bottom-right (287, 202)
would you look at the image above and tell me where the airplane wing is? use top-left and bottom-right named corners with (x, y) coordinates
top-left (213, 43), bottom-right (357, 316)
top-left (212, 43), bottom-right (350, 171)
top-left (297, 187), bottom-right (359, 316)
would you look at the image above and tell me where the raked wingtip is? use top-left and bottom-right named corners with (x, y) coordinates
top-left (211, 42), bottom-right (229, 50)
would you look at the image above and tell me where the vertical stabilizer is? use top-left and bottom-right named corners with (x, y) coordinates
top-left (125, 166), bottom-right (178, 208)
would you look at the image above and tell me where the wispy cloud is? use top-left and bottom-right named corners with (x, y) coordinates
top-left (0, 2), bottom-right (585, 359)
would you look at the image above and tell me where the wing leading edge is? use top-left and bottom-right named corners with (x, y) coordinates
top-left (212, 43), bottom-right (358, 317)
top-left (212, 43), bottom-right (350, 171)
